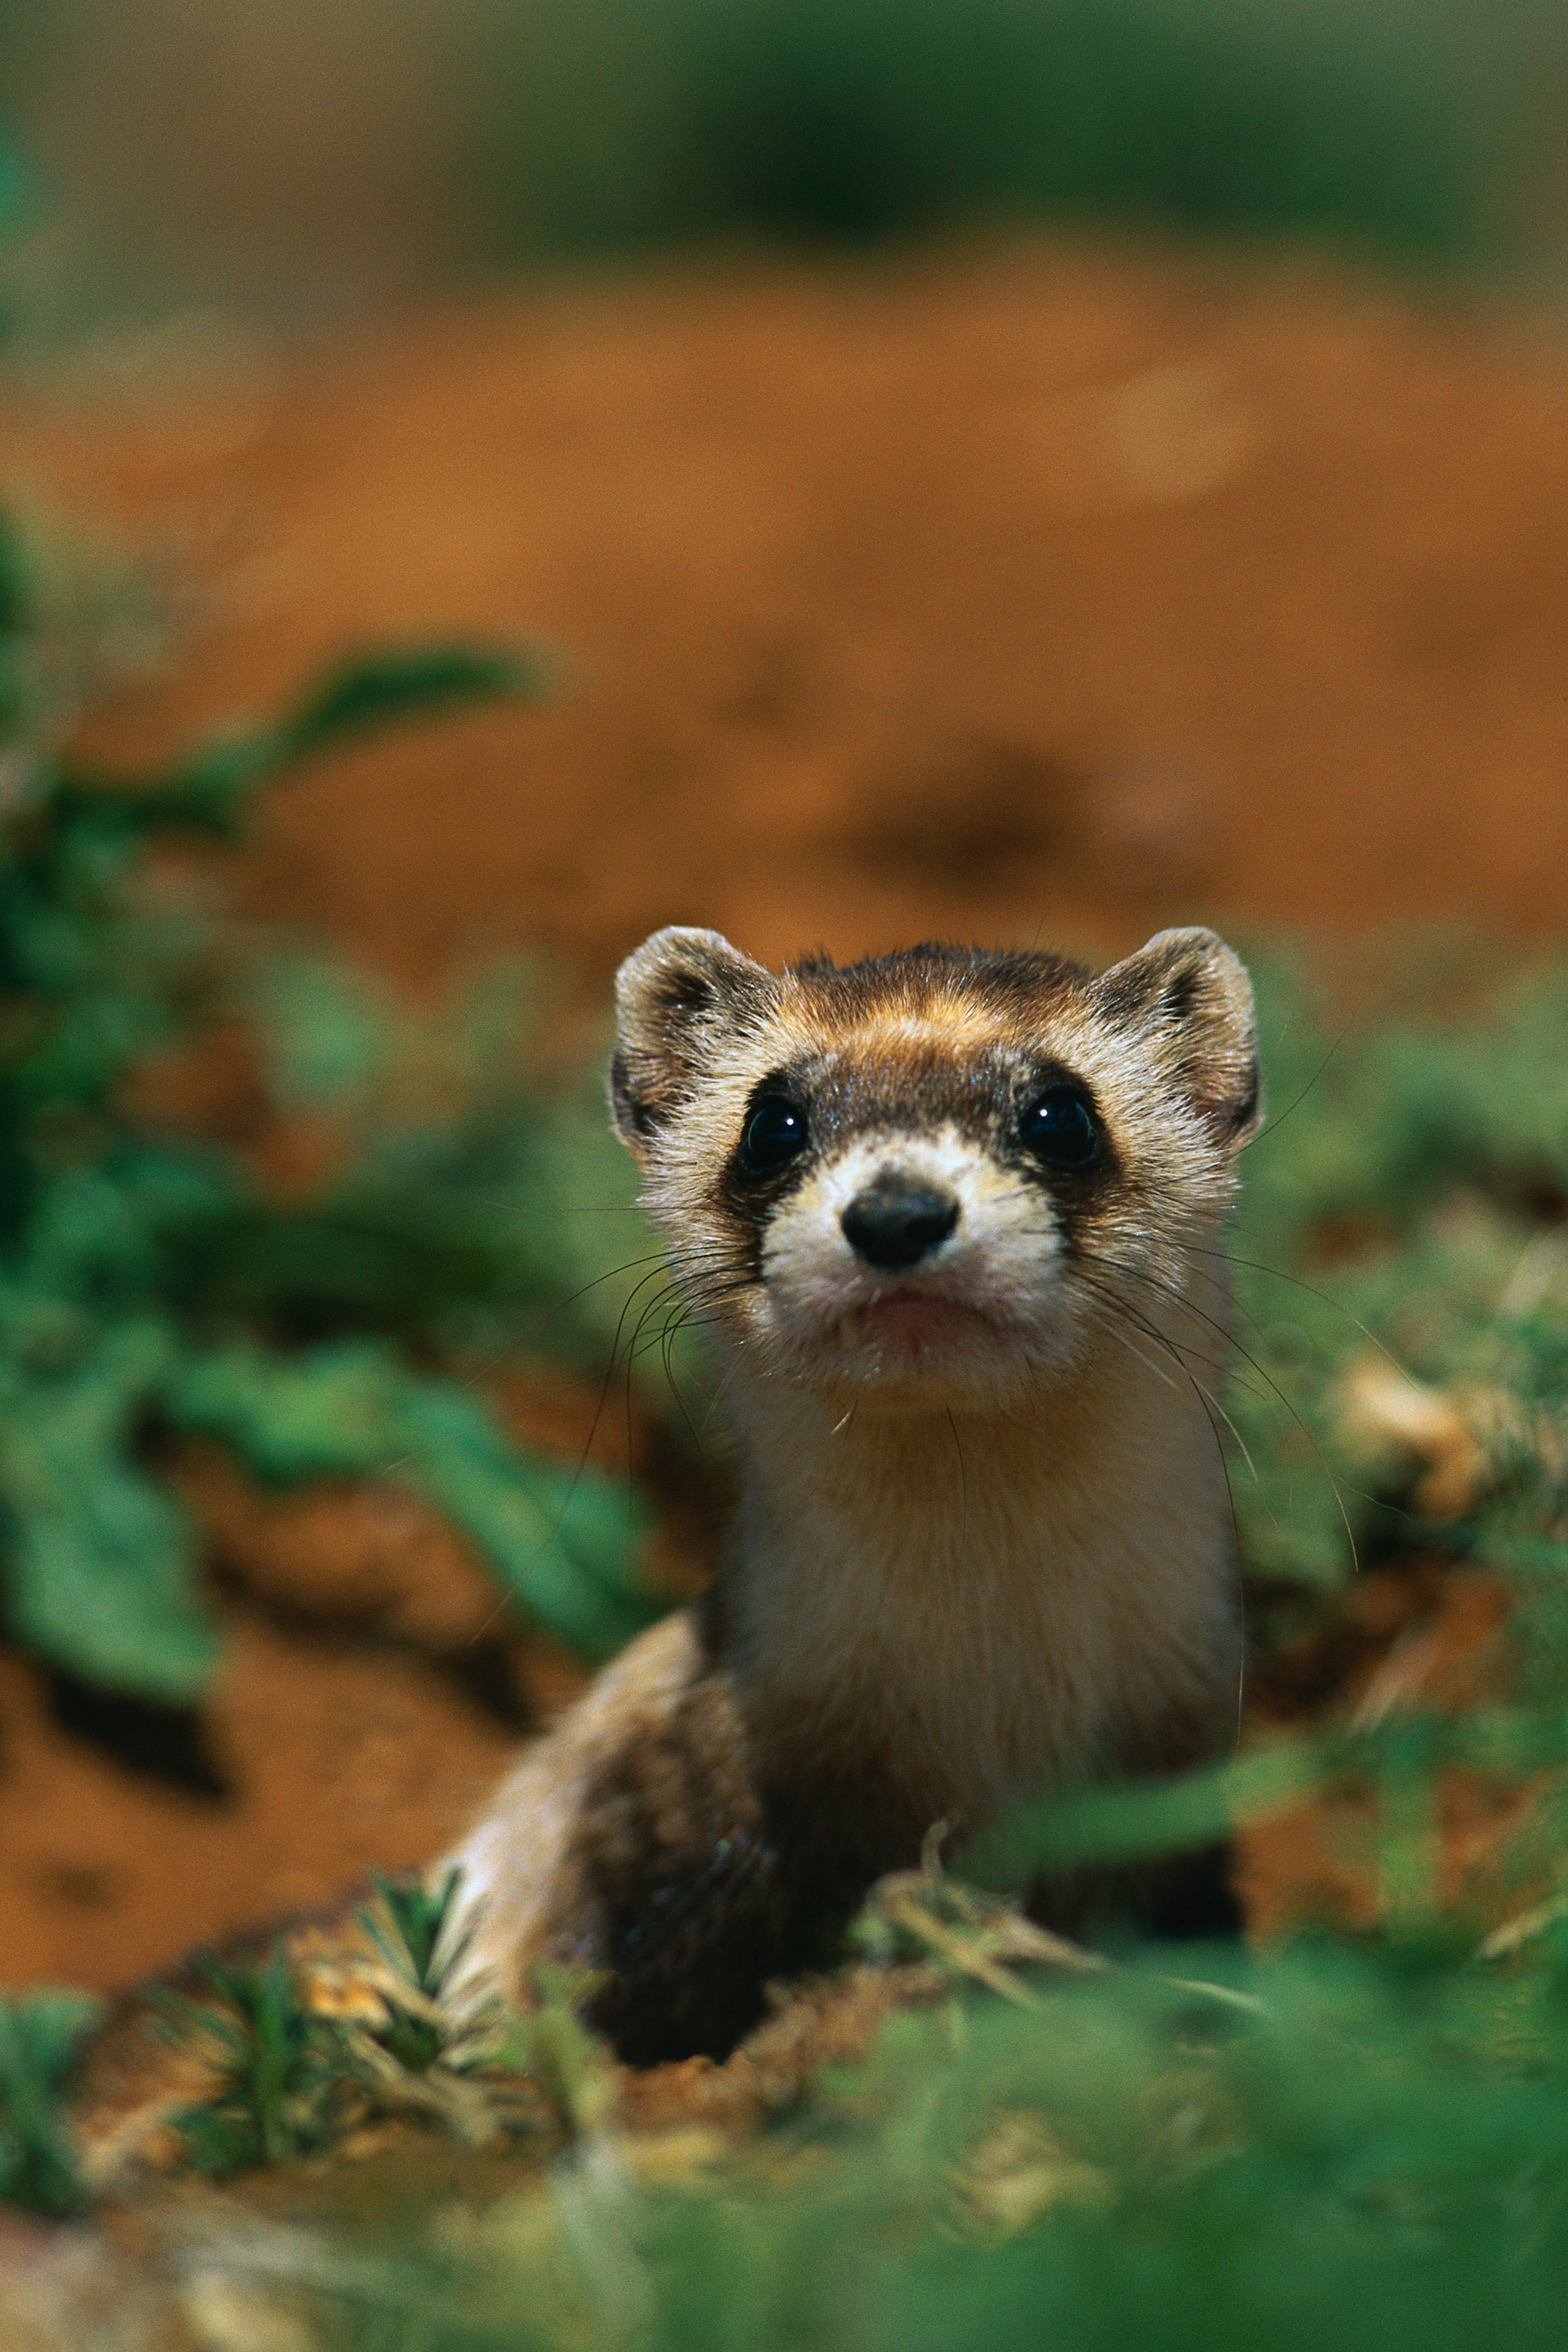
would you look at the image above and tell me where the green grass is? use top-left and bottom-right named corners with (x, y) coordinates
top-left (463, 0), bottom-right (1533, 263)
top-left (0, 1989), bottom-right (101, 2215)
top-left (149, 1872), bottom-right (541, 2172)
top-left (1225, 943), bottom-right (1568, 1611)
top-left (198, 1910), bottom-right (1568, 2351)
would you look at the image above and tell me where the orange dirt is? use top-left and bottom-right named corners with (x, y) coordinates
top-left (1, 234), bottom-right (1564, 1994)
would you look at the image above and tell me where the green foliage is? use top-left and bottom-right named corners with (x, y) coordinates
top-left (497, 1963), bottom-right (621, 2145)
top-left (157, 1946), bottom-right (350, 2174)
top-left (212, 1918), bottom-right (1568, 2351)
top-left (0, 1315), bottom-right (218, 1697)
top-left (151, 1871), bottom-right (600, 2175)
top-left (0, 504), bottom-right (659, 1701)
top-left (467, 0), bottom-right (1514, 261)
top-left (168, 1343), bottom-right (653, 1662)
top-left (48, 644), bottom-right (550, 846)
top-left (962, 1694), bottom-right (1568, 1930)
top-left (0, 1989), bottom-right (100, 2215)
top-left (356, 1870), bottom-right (460, 2074)
top-left (204, 952), bottom-right (646, 1364)
top-left (1224, 945), bottom-right (1568, 1599)
top-left (153, 1884), bottom-right (475, 2174)
top-left (763, 1942), bottom-right (1568, 2352)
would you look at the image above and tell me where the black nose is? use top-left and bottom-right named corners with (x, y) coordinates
top-left (840, 1181), bottom-right (960, 1271)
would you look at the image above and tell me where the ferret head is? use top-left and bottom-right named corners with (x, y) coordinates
top-left (609, 929), bottom-right (1261, 1412)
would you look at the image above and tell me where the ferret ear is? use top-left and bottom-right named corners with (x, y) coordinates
top-left (1092, 927), bottom-right (1263, 1149)
top-left (609, 926), bottom-right (776, 1156)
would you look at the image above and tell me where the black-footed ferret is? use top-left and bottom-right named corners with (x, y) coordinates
top-left (441, 925), bottom-right (1262, 2064)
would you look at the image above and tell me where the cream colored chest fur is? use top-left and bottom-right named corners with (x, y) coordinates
top-left (722, 1327), bottom-right (1240, 1830)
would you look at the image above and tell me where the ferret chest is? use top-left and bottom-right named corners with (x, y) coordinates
top-left (723, 1382), bottom-right (1233, 1836)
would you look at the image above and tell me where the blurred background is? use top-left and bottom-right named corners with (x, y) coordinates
top-left (2, 0), bottom-right (1568, 2009)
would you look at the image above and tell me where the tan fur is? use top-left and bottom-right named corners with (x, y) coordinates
top-left (440, 927), bottom-right (1261, 2056)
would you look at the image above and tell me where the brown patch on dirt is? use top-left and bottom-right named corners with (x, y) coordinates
top-left (618, 1961), bottom-right (944, 2138)
top-left (1, 235), bottom-right (1566, 1998)
top-left (0, 1619), bottom-right (520, 1993)
top-left (1236, 1762), bottom-right (1540, 1946)
top-left (1236, 1566), bottom-right (1525, 1941)
top-left (1246, 1558), bottom-right (1512, 1724)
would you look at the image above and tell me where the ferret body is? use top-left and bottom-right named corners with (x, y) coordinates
top-left (441, 925), bottom-right (1262, 2064)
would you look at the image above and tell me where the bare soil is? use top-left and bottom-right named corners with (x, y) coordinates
top-left (2, 234), bottom-right (1566, 1995)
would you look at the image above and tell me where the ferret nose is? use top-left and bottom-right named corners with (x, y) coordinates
top-left (840, 1180), bottom-right (960, 1271)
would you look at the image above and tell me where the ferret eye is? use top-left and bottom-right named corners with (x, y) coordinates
top-left (1019, 1086), bottom-right (1100, 1169)
top-left (739, 1096), bottom-right (809, 1177)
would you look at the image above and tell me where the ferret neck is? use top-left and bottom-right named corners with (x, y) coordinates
top-left (712, 1341), bottom-right (1237, 1825)
top-left (721, 1359), bottom-right (1171, 1598)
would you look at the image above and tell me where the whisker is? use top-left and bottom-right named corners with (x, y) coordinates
top-left (945, 1406), bottom-right (969, 1533)
top-left (1072, 1245), bottom-right (1361, 1579)
top-left (459, 1256), bottom-right (716, 1643)
top-left (1065, 1256), bottom-right (1251, 1713)
top-left (543, 1249), bottom-right (673, 1318)
top-left (1071, 1290), bottom-right (1183, 1397)
top-left (1068, 1260), bottom-right (1243, 1390)
top-left (1189, 1244), bottom-right (1410, 1375)
top-left (477, 1198), bottom-right (645, 1215)
top-left (1250, 1021), bottom-right (1352, 1148)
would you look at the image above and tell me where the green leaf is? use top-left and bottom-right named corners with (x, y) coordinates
top-left (0, 550), bottom-right (576, 1708)
top-left (52, 642), bottom-right (548, 836)
top-left (156, 1944), bottom-right (345, 2172)
top-left (166, 1340), bottom-right (662, 1662)
top-left (249, 954), bottom-right (394, 1111)
top-left (0, 1989), bottom-right (103, 2216)
top-left (962, 1740), bottom-right (1325, 1884)
top-left (165, 1339), bottom-right (405, 1478)
top-left (0, 1321), bottom-right (220, 1700)
top-left (278, 644), bottom-right (549, 755)
top-left (395, 1380), bottom-right (657, 1660)
top-left (0, 503), bottom-right (30, 637)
